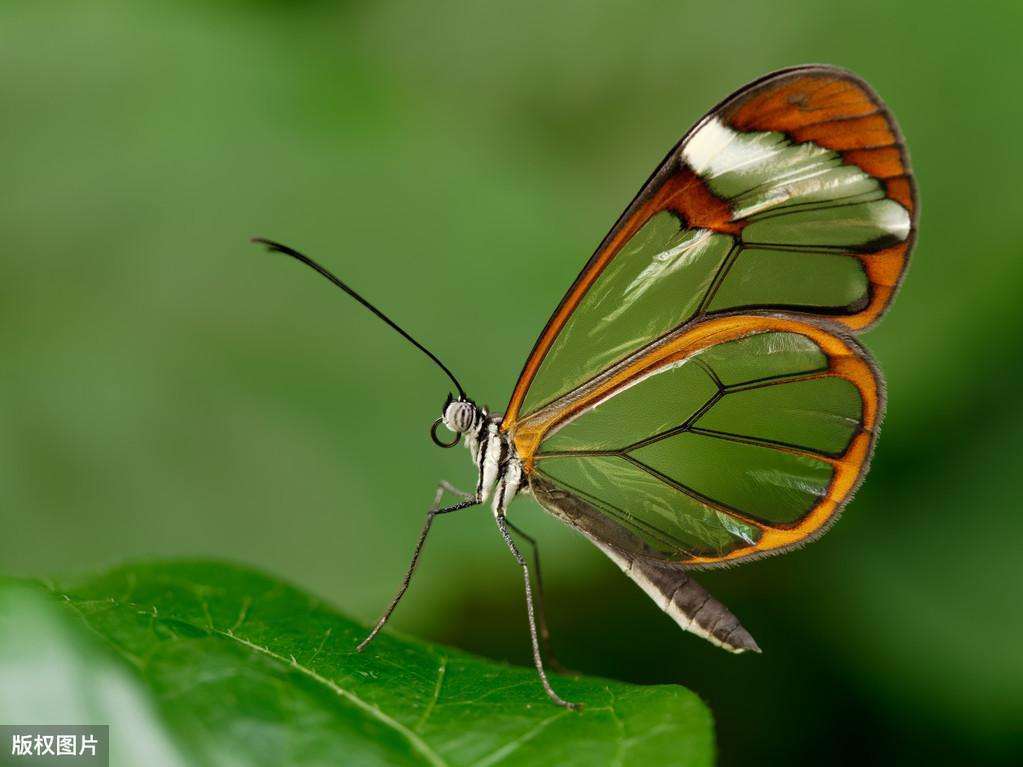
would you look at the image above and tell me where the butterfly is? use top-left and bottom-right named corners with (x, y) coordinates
top-left (255, 64), bottom-right (915, 709)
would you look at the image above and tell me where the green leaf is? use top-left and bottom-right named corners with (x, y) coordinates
top-left (0, 561), bottom-right (713, 767)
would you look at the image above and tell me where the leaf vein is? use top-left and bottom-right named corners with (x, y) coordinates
top-left (215, 629), bottom-right (449, 767)
top-left (415, 654), bottom-right (447, 732)
top-left (470, 709), bottom-right (570, 767)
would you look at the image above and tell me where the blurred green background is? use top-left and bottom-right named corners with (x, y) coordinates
top-left (2, 0), bottom-right (1020, 764)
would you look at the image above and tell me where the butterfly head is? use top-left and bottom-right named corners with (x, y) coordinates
top-left (431, 393), bottom-right (478, 448)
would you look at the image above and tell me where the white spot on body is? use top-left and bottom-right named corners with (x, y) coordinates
top-left (478, 428), bottom-right (502, 504)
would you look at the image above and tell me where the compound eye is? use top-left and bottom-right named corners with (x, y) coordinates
top-left (455, 405), bottom-right (474, 432)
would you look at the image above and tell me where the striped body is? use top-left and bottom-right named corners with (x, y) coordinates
top-left (458, 404), bottom-right (524, 515)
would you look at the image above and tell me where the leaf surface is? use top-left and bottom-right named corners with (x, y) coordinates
top-left (0, 561), bottom-right (713, 767)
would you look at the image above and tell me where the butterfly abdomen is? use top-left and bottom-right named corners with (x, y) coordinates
top-left (600, 547), bottom-right (761, 654)
top-left (530, 473), bottom-right (760, 653)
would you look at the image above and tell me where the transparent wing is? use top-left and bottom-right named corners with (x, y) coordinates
top-left (530, 473), bottom-right (761, 652)
top-left (504, 66), bottom-right (914, 427)
top-left (516, 314), bottom-right (881, 567)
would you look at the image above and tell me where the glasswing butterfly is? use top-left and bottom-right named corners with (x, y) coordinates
top-left (255, 64), bottom-right (916, 709)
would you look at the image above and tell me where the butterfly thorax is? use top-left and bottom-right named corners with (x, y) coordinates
top-left (442, 398), bottom-right (523, 515)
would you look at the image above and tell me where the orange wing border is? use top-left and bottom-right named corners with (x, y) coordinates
top-left (503, 65), bottom-right (915, 431)
top-left (511, 312), bottom-right (883, 568)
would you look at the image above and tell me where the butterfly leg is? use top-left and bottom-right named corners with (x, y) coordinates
top-left (437, 480), bottom-right (474, 502)
top-left (495, 512), bottom-right (579, 710)
top-left (357, 482), bottom-right (479, 651)
top-left (503, 518), bottom-right (570, 674)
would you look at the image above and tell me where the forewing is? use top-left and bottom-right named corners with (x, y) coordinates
top-left (518, 314), bottom-right (881, 568)
top-left (504, 66), bottom-right (914, 426)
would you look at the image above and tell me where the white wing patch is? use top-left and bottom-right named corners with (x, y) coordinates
top-left (683, 117), bottom-right (910, 244)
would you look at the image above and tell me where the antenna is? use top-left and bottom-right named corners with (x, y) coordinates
top-left (252, 238), bottom-right (467, 399)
